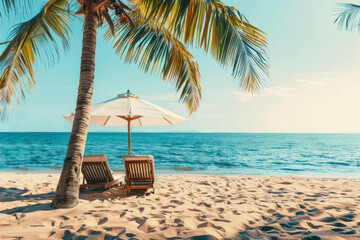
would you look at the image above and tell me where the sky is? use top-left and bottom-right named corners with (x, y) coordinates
top-left (1, 0), bottom-right (360, 133)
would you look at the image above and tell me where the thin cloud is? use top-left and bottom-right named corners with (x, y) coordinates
top-left (264, 86), bottom-right (298, 97)
top-left (296, 77), bottom-right (336, 87)
top-left (233, 85), bottom-right (298, 102)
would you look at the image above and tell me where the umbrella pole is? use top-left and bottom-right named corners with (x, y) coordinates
top-left (127, 120), bottom-right (131, 155)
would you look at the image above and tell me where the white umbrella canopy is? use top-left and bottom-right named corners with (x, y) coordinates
top-left (63, 90), bottom-right (189, 154)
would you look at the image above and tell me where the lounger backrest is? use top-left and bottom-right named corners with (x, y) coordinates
top-left (123, 155), bottom-right (155, 183)
top-left (82, 154), bottom-right (114, 184)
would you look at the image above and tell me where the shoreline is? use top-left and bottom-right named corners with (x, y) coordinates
top-left (1, 170), bottom-right (359, 179)
top-left (1, 172), bottom-right (359, 239)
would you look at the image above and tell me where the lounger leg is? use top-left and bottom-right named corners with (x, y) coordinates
top-left (127, 189), bottom-right (130, 195)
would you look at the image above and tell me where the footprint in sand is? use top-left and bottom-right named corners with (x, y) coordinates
top-left (301, 236), bottom-right (321, 240)
top-left (203, 203), bottom-right (211, 208)
top-left (287, 207), bottom-right (297, 213)
top-left (267, 209), bottom-right (276, 214)
top-left (303, 198), bottom-right (317, 202)
top-left (62, 230), bottom-right (76, 239)
top-left (98, 217), bottom-right (108, 225)
top-left (331, 222), bottom-right (346, 227)
top-left (306, 222), bottom-right (320, 229)
top-left (48, 231), bottom-right (56, 238)
top-left (199, 181), bottom-right (211, 186)
top-left (187, 208), bottom-right (201, 213)
top-left (60, 225), bottom-right (75, 230)
top-left (272, 213), bottom-right (284, 219)
top-left (339, 214), bottom-right (355, 222)
top-left (77, 224), bottom-right (86, 233)
top-left (298, 204), bottom-right (306, 209)
top-left (173, 218), bottom-right (184, 227)
top-left (89, 230), bottom-right (102, 235)
top-left (279, 181), bottom-right (292, 185)
top-left (258, 225), bottom-right (280, 233)
top-left (330, 228), bottom-right (357, 234)
top-left (161, 205), bottom-right (176, 209)
top-left (307, 208), bottom-right (321, 217)
top-left (320, 217), bottom-right (337, 223)
top-left (214, 218), bottom-right (230, 223)
top-left (296, 211), bottom-right (306, 216)
top-left (105, 226), bottom-right (126, 235)
top-left (134, 217), bottom-right (149, 231)
top-left (60, 215), bottom-right (70, 220)
top-left (197, 222), bottom-right (213, 228)
top-left (170, 200), bottom-right (184, 205)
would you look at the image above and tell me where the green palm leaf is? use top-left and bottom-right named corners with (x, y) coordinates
top-left (106, 14), bottom-right (201, 113)
top-left (335, 3), bottom-right (360, 31)
top-left (0, 0), bottom-right (71, 116)
top-left (135, 0), bottom-right (269, 93)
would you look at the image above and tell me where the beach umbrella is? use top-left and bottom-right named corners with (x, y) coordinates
top-left (63, 90), bottom-right (188, 155)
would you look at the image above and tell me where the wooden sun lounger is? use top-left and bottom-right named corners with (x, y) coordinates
top-left (123, 155), bottom-right (155, 195)
top-left (80, 154), bottom-right (120, 191)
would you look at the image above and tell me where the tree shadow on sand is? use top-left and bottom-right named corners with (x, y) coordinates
top-left (0, 186), bottom-right (55, 203)
top-left (0, 202), bottom-right (54, 215)
top-left (0, 186), bottom-right (149, 215)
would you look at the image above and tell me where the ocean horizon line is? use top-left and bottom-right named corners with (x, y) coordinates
top-left (2, 131), bottom-right (360, 134)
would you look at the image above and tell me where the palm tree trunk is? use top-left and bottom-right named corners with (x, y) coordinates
top-left (52, 11), bottom-right (98, 209)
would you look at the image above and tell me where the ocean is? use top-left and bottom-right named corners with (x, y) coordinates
top-left (0, 133), bottom-right (359, 177)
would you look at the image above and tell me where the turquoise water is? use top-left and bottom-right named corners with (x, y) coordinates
top-left (0, 133), bottom-right (359, 177)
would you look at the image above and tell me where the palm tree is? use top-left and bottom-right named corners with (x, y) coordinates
top-left (335, 3), bottom-right (360, 31)
top-left (0, 0), bottom-right (269, 208)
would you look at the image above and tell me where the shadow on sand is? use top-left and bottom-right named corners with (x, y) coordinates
top-left (0, 186), bottom-right (148, 215)
top-left (0, 187), bottom-right (55, 203)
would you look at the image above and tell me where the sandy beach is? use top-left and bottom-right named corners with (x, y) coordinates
top-left (0, 172), bottom-right (359, 239)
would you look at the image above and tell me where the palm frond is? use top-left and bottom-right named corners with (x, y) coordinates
top-left (134, 0), bottom-right (269, 93)
top-left (335, 3), bottom-right (360, 32)
top-left (0, 0), bottom-right (33, 17)
top-left (106, 15), bottom-right (201, 113)
top-left (0, 0), bottom-right (72, 117)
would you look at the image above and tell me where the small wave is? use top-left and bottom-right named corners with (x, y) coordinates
top-left (270, 147), bottom-right (288, 149)
top-left (327, 162), bottom-right (350, 166)
top-left (244, 148), bottom-right (260, 152)
top-left (280, 168), bottom-right (304, 172)
top-left (214, 162), bottom-right (237, 167)
top-left (169, 152), bottom-right (184, 156)
top-left (170, 167), bottom-right (193, 171)
top-left (12, 167), bottom-right (31, 171)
